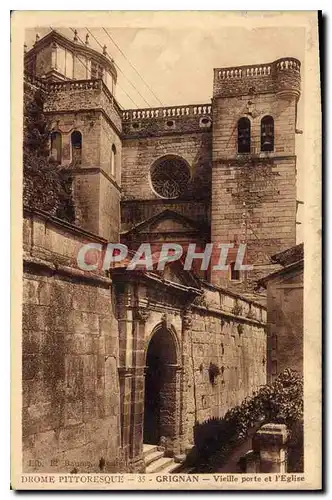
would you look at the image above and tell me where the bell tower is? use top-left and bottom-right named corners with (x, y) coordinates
top-left (210, 58), bottom-right (301, 289)
top-left (25, 29), bottom-right (122, 241)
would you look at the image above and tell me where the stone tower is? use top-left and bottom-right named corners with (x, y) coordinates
top-left (210, 58), bottom-right (301, 288)
top-left (24, 30), bottom-right (122, 241)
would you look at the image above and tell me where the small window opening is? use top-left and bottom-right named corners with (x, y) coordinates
top-left (71, 131), bottom-right (82, 166)
top-left (91, 61), bottom-right (97, 79)
top-left (261, 115), bottom-right (274, 152)
top-left (111, 144), bottom-right (116, 177)
top-left (230, 262), bottom-right (240, 281)
top-left (237, 117), bottom-right (251, 153)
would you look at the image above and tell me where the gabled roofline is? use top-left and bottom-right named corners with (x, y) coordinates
top-left (270, 242), bottom-right (304, 266)
top-left (256, 259), bottom-right (304, 289)
top-left (122, 208), bottom-right (208, 236)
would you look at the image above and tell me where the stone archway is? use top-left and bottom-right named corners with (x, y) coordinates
top-left (144, 325), bottom-right (180, 454)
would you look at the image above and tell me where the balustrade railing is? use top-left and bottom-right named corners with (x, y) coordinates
top-left (47, 79), bottom-right (102, 92)
top-left (122, 104), bottom-right (211, 122)
top-left (215, 58), bottom-right (300, 81)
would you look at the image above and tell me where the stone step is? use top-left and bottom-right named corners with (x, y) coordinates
top-left (159, 461), bottom-right (183, 474)
top-left (143, 444), bottom-right (159, 458)
top-left (144, 450), bottom-right (165, 467)
top-left (146, 456), bottom-right (175, 474)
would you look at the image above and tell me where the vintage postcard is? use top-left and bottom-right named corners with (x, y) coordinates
top-left (11, 10), bottom-right (321, 490)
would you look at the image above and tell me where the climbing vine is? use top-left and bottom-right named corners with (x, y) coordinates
top-left (230, 157), bottom-right (279, 213)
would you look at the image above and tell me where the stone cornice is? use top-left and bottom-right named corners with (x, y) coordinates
top-left (213, 155), bottom-right (297, 166)
top-left (23, 253), bottom-right (112, 288)
top-left (192, 303), bottom-right (266, 327)
top-left (23, 206), bottom-right (108, 243)
top-left (44, 105), bottom-right (122, 137)
top-left (110, 267), bottom-right (202, 300)
top-left (200, 279), bottom-right (266, 309)
top-left (69, 166), bottom-right (122, 192)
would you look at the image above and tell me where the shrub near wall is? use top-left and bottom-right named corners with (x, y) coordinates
top-left (23, 85), bottom-right (75, 222)
top-left (187, 369), bottom-right (303, 473)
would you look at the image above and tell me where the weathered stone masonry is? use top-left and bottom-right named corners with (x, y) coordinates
top-left (22, 209), bottom-right (266, 473)
top-left (23, 210), bottom-right (121, 473)
top-left (23, 30), bottom-right (301, 472)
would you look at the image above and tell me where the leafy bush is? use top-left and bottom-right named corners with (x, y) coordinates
top-left (187, 369), bottom-right (303, 472)
top-left (23, 86), bottom-right (75, 222)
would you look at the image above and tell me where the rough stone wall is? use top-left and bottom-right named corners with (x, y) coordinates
top-left (22, 211), bottom-right (121, 473)
top-left (100, 115), bottom-right (122, 185)
top-left (212, 93), bottom-right (297, 157)
top-left (184, 286), bottom-right (267, 447)
top-left (210, 156), bottom-right (297, 274)
top-left (121, 133), bottom-right (211, 201)
top-left (121, 199), bottom-right (210, 231)
top-left (98, 172), bottom-right (121, 242)
top-left (266, 266), bottom-right (303, 382)
top-left (45, 103), bottom-right (121, 241)
top-left (213, 59), bottom-right (301, 99)
top-left (121, 132), bottom-right (211, 235)
top-left (47, 111), bottom-right (101, 167)
top-left (211, 88), bottom-right (298, 287)
top-left (44, 81), bottom-right (122, 134)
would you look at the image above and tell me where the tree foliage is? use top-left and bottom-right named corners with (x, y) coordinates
top-left (187, 369), bottom-right (303, 472)
top-left (23, 85), bottom-right (75, 222)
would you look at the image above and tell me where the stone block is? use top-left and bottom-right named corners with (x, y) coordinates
top-left (64, 400), bottom-right (84, 427)
top-left (23, 279), bottom-right (40, 304)
top-left (58, 424), bottom-right (86, 452)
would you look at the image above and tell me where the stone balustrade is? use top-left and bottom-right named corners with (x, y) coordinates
top-left (24, 73), bottom-right (48, 90)
top-left (47, 79), bottom-right (102, 92)
top-left (26, 75), bottom-right (124, 124)
top-left (215, 57), bottom-right (301, 81)
top-left (213, 57), bottom-right (301, 98)
top-left (276, 58), bottom-right (301, 72)
top-left (123, 104), bottom-right (212, 122)
top-left (216, 64), bottom-right (272, 80)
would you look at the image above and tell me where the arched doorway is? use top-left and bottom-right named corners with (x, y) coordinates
top-left (144, 326), bottom-right (179, 448)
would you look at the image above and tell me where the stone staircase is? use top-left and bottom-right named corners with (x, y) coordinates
top-left (143, 444), bottom-right (183, 474)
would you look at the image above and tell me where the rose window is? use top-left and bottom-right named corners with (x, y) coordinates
top-left (150, 157), bottom-right (190, 198)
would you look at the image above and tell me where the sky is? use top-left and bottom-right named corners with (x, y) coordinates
top-left (25, 24), bottom-right (305, 241)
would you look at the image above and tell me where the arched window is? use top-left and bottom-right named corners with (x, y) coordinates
top-left (237, 117), bottom-right (251, 154)
top-left (111, 144), bottom-right (116, 176)
top-left (230, 262), bottom-right (240, 281)
top-left (261, 116), bottom-right (274, 152)
top-left (71, 131), bottom-right (82, 165)
top-left (50, 131), bottom-right (62, 164)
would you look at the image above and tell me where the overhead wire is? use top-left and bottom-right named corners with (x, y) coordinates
top-left (66, 27), bottom-right (139, 109)
top-left (102, 27), bottom-right (164, 106)
top-left (86, 27), bottom-right (154, 108)
top-left (47, 26), bottom-right (137, 109)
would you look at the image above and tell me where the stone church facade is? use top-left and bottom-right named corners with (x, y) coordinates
top-left (22, 30), bottom-right (301, 472)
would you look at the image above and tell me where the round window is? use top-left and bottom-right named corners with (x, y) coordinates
top-left (150, 156), bottom-right (190, 199)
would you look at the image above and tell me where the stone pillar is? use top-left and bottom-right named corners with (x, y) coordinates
top-left (118, 367), bottom-right (133, 467)
top-left (180, 310), bottom-right (192, 454)
top-left (116, 292), bottom-right (134, 468)
top-left (160, 363), bottom-right (182, 457)
top-left (128, 307), bottom-right (149, 472)
top-left (252, 423), bottom-right (288, 473)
